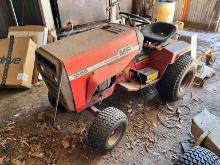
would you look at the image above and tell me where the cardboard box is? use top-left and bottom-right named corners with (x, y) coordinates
top-left (0, 37), bottom-right (37, 88)
top-left (8, 25), bottom-right (49, 47)
top-left (8, 25), bottom-right (49, 84)
top-left (47, 30), bottom-right (56, 43)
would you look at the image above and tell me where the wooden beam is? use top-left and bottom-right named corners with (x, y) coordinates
top-left (38, 0), bottom-right (57, 39)
top-left (182, 0), bottom-right (191, 21)
top-left (132, 0), bottom-right (145, 16)
top-left (110, 0), bottom-right (117, 23)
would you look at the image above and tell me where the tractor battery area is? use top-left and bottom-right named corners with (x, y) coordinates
top-left (132, 67), bottom-right (159, 84)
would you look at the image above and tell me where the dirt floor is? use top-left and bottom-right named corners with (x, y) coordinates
top-left (0, 31), bottom-right (220, 165)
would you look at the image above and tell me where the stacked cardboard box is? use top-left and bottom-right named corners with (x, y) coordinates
top-left (8, 25), bottom-right (49, 47)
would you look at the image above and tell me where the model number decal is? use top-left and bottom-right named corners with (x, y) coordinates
top-left (68, 45), bottom-right (139, 81)
top-left (71, 68), bottom-right (89, 80)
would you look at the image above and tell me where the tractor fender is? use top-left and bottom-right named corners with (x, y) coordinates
top-left (151, 41), bottom-right (191, 64)
top-left (150, 41), bottom-right (191, 78)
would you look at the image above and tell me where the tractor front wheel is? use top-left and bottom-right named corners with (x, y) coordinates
top-left (158, 55), bottom-right (197, 101)
top-left (88, 107), bottom-right (128, 153)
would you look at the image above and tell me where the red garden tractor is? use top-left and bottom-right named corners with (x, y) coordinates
top-left (36, 12), bottom-right (197, 152)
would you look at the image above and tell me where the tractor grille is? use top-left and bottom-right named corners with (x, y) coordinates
top-left (36, 53), bottom-right (67, 109)
top-left (102, 25), bottom-right (125, 34)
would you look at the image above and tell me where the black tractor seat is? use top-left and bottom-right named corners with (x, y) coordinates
top-left (141, 22), bottom-right (177, 43)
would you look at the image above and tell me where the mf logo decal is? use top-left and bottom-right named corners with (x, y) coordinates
top-left (119, 45), bottom-right (132, 57)
top-left (69, 45), bottom-right (139, 81)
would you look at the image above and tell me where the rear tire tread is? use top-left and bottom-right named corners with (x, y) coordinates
top-left (158, 55), bottom-right (196, 100)
top-left (174, 146), bottom-right (220, 165)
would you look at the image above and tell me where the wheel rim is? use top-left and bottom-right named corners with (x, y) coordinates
top-left (107, 125), bottom-right (124, 146)
top-left (180, 71), bottom-right (194, 93)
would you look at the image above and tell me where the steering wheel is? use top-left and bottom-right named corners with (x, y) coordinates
top-left (119, 12), bottom-right (151, 27)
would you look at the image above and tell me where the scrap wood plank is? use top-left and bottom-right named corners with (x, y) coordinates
top-left (196, 39), bottom-right (216, 65)
top-left (194, 62), bottom-right (216, 87)
top-left (192, 109), bottom-right (220, 156)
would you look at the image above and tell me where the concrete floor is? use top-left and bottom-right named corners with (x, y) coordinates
top-left (0, 31), bottom-right (219, 165)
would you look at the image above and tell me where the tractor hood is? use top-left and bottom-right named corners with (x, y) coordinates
top-left (36, 23), bottom-right (140, 111)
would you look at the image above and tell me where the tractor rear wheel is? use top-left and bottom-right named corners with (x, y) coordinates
top-left (158, 55), bottom-right (197, 101)
top-left (174, 146), bottom-right (220, 165)
top-left (48, 92), bottom-right (67, 112)
top-left (88, 107), bottom-right (128, 153)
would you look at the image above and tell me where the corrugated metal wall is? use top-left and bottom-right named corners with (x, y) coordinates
top-left (174, 0), bottom-right (184, 21)
top-left (57, 0), bottom-right (109, 27)
top-left (56, 0), bottom-right (132, 27)
top-left (120, 0), bottom-right (133, 13)
top-left (0, 0), bottom-right (133, 36)
top-left (188, 0), bottom-right (218, 23)
top-left (174, 0), bottom-right (219, 24)
top-left (12, 0), bottom-right (43, 25)
top-left (0, 0), bottom-right (14, 38)
top-left (0, 0), bottom-right (44, 38)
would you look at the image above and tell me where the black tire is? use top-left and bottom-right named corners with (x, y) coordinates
top-left (88, 107), bottom-right (128, 153)
top-left (48, 92), bottom-right (67, 112)
top-left (174, 146), bottom-right (220, 165)
top-left (158, 55), bottom-right (197, 101)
